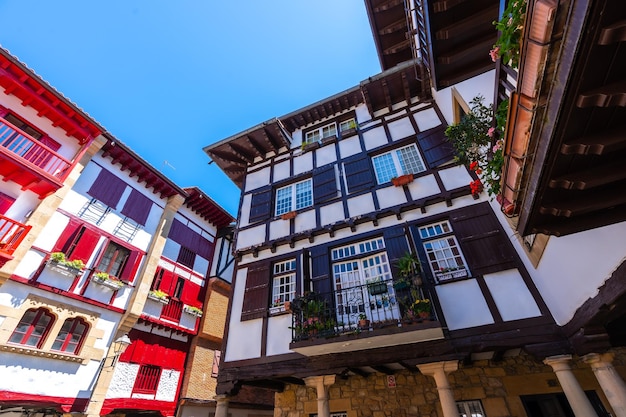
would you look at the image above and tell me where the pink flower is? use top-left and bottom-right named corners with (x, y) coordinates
top-left (489, 46), bottom-right (500, 62)
top-left (487, 127), bottom-right (495, 138)
top-left (493, 139), bottom-right (503, 152)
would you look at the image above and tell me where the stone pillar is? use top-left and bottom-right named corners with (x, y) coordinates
top-left (583, 352), bottom-right (626, 417)
top-left (544, 355), bottom-right (598, 417)
top-left (214, 394), bottom-right (230, 417)
top-left (417, 361), bottom-right (459, 417)
top-left (304, 375), bottom-right (336, 417)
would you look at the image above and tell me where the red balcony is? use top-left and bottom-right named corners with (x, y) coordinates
top-left (0, 214), bottom-right (31, 267)
top-left (0, 118), bottom-right (73, 198)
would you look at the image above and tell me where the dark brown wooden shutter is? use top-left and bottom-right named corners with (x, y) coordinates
top-left (343, 154), bottom-right (373, 193)
top-left (449, 203), bottom-right (517, 275)
top-left (310, 246), bottom-right (331, 295)
top-left (383, 226), bottom-right (410, 270)
top-left (416, 125), bottom-right (455, 168)
top-left (241, 261), bottom-right (270, 321)
top-left (313, 165), bottom-right (337, 204)
top-left (248, 186), bottom-right (272, 223)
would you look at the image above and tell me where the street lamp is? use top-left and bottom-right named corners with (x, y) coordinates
top-left (109, 334), bottom-right (131, 366)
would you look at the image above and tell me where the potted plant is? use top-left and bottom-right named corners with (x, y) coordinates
top-left (358, 313), bottom-right (370, 329)
top-left (410, 298), bottom-right (432, 320)
top-left (394, 252), bottom-right (421, 289)
top-left (280, 210), bottom-right (297, 220)
top-left (183, 305), bottom-right (203, 317)
top-left (92, 271), bottom-right (125, 290)
top-left (47, 252), bottom-right (85, 277)
top-left (148, 289), bottom-right (170, 304)
top-left (391, 174), bottom-right (414, 187)
top-left (301, 139), bottom-right (320, 152)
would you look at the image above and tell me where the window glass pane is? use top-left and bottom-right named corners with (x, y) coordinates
top-left (98, 242), bottom-right (131, 277)
top-left (306, 130), bottom-right (320, 142)
top-left (295, 180), bottom-right (312, 210)
top-left (396, 145), bottom-right (426, 174)
top-left (272, 259), bottom-right (296, 306)
top-left (275, 185), bottom-right (292, 215)
top-left (321, 123), bottom-right (337, 138)
top-left (339, 119), bottom-right (356, 131)
top-left (372, 153), bottom-right (397, 184)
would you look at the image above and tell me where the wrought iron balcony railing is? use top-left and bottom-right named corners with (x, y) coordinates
top-left (290, 278), bottom-right (435, 343)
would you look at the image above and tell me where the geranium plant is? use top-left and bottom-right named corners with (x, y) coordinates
top-left (49, 252), bottom-right (85, 271)
top-left (491, 0), bottom-right (527, 69)
top-left (149, 289), bottom-right (169, 300)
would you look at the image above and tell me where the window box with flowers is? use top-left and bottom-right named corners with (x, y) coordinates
top-left (47, 252), bottom-right (85, 278)
top-left (92, 272), bottom-right (125, 290)
top-left (183, 305), bottom-right (203, 317)
top-left (391, 174), bottom-right (414, 187)
top-left (280, 211), bottom-right (297, 220)
top-left (408, 298), bottom-right (432, 320)
top-left (147, 289), bottom-right (169, 304)
top-left (435, 267), bottom-right (469, 282)
top-left (490, 0), bottom-right (527, 69)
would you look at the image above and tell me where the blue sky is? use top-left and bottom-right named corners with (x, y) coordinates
top-left (0, 1), bottom-right (381, 216)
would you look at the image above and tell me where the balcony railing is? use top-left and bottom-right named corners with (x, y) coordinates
top-left (0, 214), bottom-right (31, 260)
top-left (161, 298), bottom-right (183, 322)
top-left (290, 279), bottom-right (434, 343)
top-left (0, 118), bottom-right (72, 179)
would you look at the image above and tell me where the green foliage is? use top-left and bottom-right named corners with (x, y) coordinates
top-left (50, 252), bottom-right (85, 271)
top-left (445, 96), bottom-right (493, 165)
top-left (396, 252), bottom-right (420, 278)
top-left (149, 289), bottom-right (169, 299)
top-left (492, 0), bottom-right (527, 68)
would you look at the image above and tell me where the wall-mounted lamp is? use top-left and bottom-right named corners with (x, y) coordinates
top-left (107, 334), bottom-right (131, 367)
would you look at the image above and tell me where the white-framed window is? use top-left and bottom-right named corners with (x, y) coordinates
top-left (372, 144), bottom-right (426, 184)
top-left (339, 118), bottom-right (356, 132)
top-left (275, 179), bottom-right (313, 215)
top-left (331, 237), bottom-right (385, 261)
top-left (457, 400), bottom-right (486, 417)
top-left (305, 122), bottom-right (337, 143)
top-left (272, 259), bottom-right (296, 307)
top-left (419, 220), bottom-right (468, 281)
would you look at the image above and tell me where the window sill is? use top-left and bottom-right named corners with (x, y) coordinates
top-left (0, 343), bottom-right (87, 364)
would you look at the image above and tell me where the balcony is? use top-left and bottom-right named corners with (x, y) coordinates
top-left (289, 279), bottom-right (444, 356)
top-left (0, 214), bottom-right (31, 267)
top-left (0, 118), bottom-right (73, 197)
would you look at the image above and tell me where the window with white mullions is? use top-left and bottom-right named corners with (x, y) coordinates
top-left (271, 259), bottom-right (296, 308)
top-left (305, 122), bottom-right (337, 143)
top-left (275, 179), bottom-right (312, 216)
top-left (457, 400), bottom-right (486, 417)
top-left (419, 221), bottom-right (469, 282)
top-left (372, 144), bottom-right (426, 184)
top-left (339, 118), bottom-right (356, 132)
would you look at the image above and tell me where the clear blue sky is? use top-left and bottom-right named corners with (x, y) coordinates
top-left (0, 1), bottom-right (381, 216)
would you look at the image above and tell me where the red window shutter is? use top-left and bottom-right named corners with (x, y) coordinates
top-left (67, 227), bottom-right (101, 264)
top-left (241, 261), bottom-right (270, 321)
top-left (180, 280), bottom-right (201, 307)
top-left (0, 192), bottom-right (16, 215)
top-left (119, 250), bottom-right (142, 283)
top-left (52, 219), bottom-right (82, 254)
top-left (159, 269), bottom-right (176, 295)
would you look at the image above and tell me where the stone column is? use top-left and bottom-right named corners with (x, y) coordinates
top-left (417, 361), bottom-right (459, 417)
top-left (214, 394), bottom-right (230, 417)
top-left (583, 352), bottom-right (626, 417)
top-left (304, 375), bottom-right (336, 417)
top-left (544, 355), bottom-right (598, 417)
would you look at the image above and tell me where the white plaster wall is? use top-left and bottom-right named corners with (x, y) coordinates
top-left (266, 314), bottom-right (294, 356)
top-left (388, 117), bottom-right (415, 140)
top-left (179, 311), bottom-right (199, 330)
top-left (143, 298), bottom-right (165, 318)
top-left (294, 210), bottom-right (316, 234)
top-left (293, 151), bottom-right (313, 175)
top-left (432, 70), bottom-right (496, 125)
top-left (347, 194), bottom-right (376, 218)
top-left (244, 167), bottom-right (271, 193)
top-left (155, 369), bottom-right (180, 402)
top-left (439, 165), bottom-right (474, 191)
top-left (484, 269), bottom-right (541, 321)
top-left (338, 136), bottom-right (363, 159)
top-left (239, 194), bottom-right (251, 228)
top-left (13, 249), bottom-right (47, 281)
top-left (235, 225), bottom-right (265, 250)
top-left (408, 174), bottom-right (441, 200)
top-left (376, 186), bottom-right (408, 209)
top-left (436, 279), bottom-right (494, 330)
top-left (273, 160), bottom-right (291, 182)
top-left (1, 182), bottom-right (39, 225)
top-left (107, 362), bottom-right (140, 398)
top-left (320, 202), bottom-right (345, 226)
top-left (413, 107), bottom-right (442, 132)
top-left (269, 218), bottom-right (291, 241)
top-left (30, 211), bottom-right (69, 252)
top-left (362, 126), bottom-right (388, 150)
top-left (224, 268), bottom-right (263, 361)
top-left (491, 200), bottom-right (626, 326)
top-left (316, 144), bottom-right (337, 168)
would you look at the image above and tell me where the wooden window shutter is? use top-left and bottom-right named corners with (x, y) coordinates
top-left (241, 261), bottom-right (270, 321)
top-left (87, 169), bottom-right (127, 209)
top-left (180, 280), bottom-right (202, 307)
top-left (52, 219), bottom-right (82, 254)
top-left (310, 246), bottom-right (331, 295)
top-left (416, 125), bottom-right (455, 168)
top-left (248, 186), bottom-right (272, 223)
top-left (313, 164), bottom-right (338, 204)
top-left (119, 250), bottom-right (142, 283)
top-left (343, 154), bottom-right (374, 193)
top-left (0, 192), bottom-right (16, 215)
top-left (383, 226), bottom-right (410, 268)
top-left (120, 190), bottom-right (153, 226)
top-left (449, 203), bottom-right (517, 275)
top-left (67, 227), bottom-right (101, 264)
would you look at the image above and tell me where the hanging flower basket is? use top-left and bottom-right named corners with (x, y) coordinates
top-left (391, 174), bottom-right (414, 187)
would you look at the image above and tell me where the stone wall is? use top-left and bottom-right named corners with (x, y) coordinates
top-left (274, 349), bottom-right (626, 417)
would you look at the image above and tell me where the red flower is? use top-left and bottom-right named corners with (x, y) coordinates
top-left (469, 161), bottom-right (479, 171)
top-left (470, 179), bottom-right (484, 196)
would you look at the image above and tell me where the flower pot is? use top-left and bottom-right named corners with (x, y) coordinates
top-left (418, 311), bottom-right (430, 320)
top-left (47, 261), bottom-right (82, 278)
top-left (280, 211), bottom-right (297, 220)
top-left (391, 174), bottom-right (414, 187)
top-left (358, 319), bottom-right (370, 329)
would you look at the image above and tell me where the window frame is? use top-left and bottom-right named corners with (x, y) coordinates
top-left (456, 399), bottom-right (486, 417)
top-left (419, 220), bottom-right (469, 282)
top-left (371, 143), bottom-right (426, 185)
top-left (132, 364), bottom-right (162, 395)
top-left (305, 122), bottom-right (337, 143)
top-left (339, 118), bottom-right (356, 132)
top-left (275, 178), bottom-right (313, 216)
top-left (271, 259), bottom-right (296, 310)
top-left (95, 240), bottom-right (131, 280)
top-left (8, 308), bottom-right (55, 349)
top-left (50, 317), bottom-right (89, 354)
